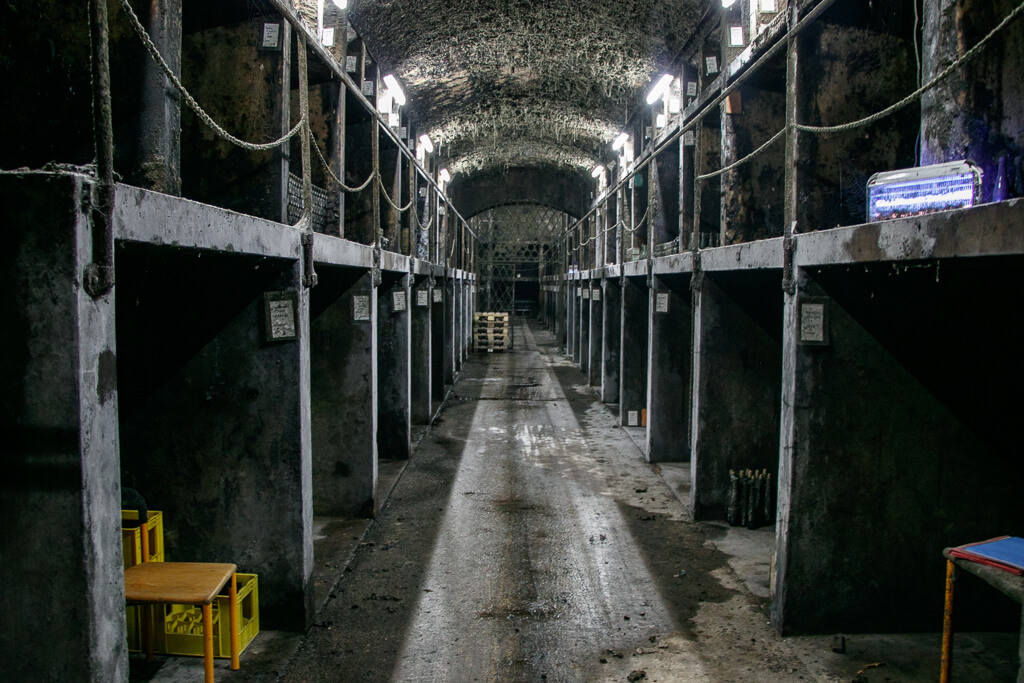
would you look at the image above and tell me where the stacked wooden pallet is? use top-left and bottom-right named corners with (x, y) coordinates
top-left (474, 312), bottom-right (510, 352)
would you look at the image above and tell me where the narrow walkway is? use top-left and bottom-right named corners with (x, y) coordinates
top-left (284, 321), bottom-right (807, 682)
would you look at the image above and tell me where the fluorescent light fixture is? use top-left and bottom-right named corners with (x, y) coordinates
top-left (439, 168), bottom-right (451, 183)
top-left (612, 132), bottom-right (630, 151)
top-left (645, 74), bottom-right (674, 105)
top-left (592, 164), bottom-right (605, 178)
top-left (383, 74), bottom-right (405, 106)
top-left (332, 0), bottom-right (348, 8)
top-left (419, 134), bottom-right (434, 154)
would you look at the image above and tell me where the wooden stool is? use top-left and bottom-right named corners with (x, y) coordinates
top-left (124, 562), bottom-right (239, 683)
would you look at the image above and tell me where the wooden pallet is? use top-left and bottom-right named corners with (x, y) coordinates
top-left (473, 312), bottom-right (510, 351)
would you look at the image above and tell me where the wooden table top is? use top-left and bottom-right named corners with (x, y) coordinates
top-left (124, 562), bottom-right (237, 605)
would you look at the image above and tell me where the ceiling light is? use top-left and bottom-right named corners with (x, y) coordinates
top-left (332, 0), bottom-right (348, 8)
top-left (419, 134), bottom-right (434, 154)
top-left (383, 74), bottom-right (405, 106)
top-left (645, 74), bottom-right (674, 105)
top-left (439, 168), bottom-right (451, 183)
top-left (592, 165), bottom-right (605, 178)
top-left (612, 132), bottom-right (630, 151)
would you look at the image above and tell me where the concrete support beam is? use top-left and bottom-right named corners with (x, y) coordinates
top-left (619, 276), bottom-right (648, 427)
top-left (587, 281), bottom-right (602, 387)
top-left (601, 278), bottom-right (621, 404)
top-left (645, 274), bottom-right (692, 463)
top-left (377, 273), bottom-right (412, 460)
top-left (411, 276), bottom-right (432, 424)
top-left (311, 269), bottom-right (377, 517)
top-left (690, 272), bottom-right (782, 521)
top-left (117, 247), bottom-right (313, 632)
top-left (0, 175), bottom-right (125, 681)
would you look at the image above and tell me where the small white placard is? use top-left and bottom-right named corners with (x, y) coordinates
top-left (628, 410), bottom-right (639, 427)
top-left (345, 55), bottom-right (358, 73)
top-left (683, 130), bottom-right (695, 146)
top-left (592, 289), bottom-right (601, 302)
top-left (656, 292), bottom-right (670, 313)
top-left (268, 299), bottom-right (296, 339)
top-left (362, 80), bottom-right (374, 96)
top-left (353, 295), bottom-right (371, 321)
top-left (576, 287), bottom-right (582, 297)
top-left (416, 290), bottom-right (429, 307)
top-left (321, 27), bottom-right (335, 47)
top-left (705, 56), bottom-right (719, 74)
top-left (760, 0), bottom-right (777, 11)
top-left (729, 26), bottom-right (744, 47)
top-left (800, 303), bottom-right (826, 343)
top-left (686, 81), bottom-right (698, 97)
top-left (393, 290), bottom-right (407, 312)
top-left (400, 126), bottom-right (408, 138)
top-left (262, 23), bottom-right (281, 49)
top-left (582, 288), bottom-right (590, 299)
top-left (433, 289), bottom-right (443, 303)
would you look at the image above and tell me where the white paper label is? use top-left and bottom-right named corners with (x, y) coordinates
top-left (627, 410), bottom-right (639, 427)
top-left (656, 292), bottom-right (670, 313)
top-left (362, 80), bottom-right (374, 96)
top-left (705, 56), bottom-right (719, 74)
top-left (576, 287), bottom-right (582, 297)
top-left (683, 130), bottom-right (695, 146)
top-left (268, 300), bottom-right (295, 338)
top-left (321, 27), bottom-right (335, 47)
top-left (686, 81), bottom-right (698, 97)
top-left (582, 288), bottom-right (590, 299)
top-left (800, 303), bottom-right (825, 343)
top-left (353, 295), bottom-right (371, 321)
top-left (433, 289), bottom-right (443, 303)
top-left (729, 26), bottom-right (744, 47)
top-left (416, 290), bottom-right (429, 307)
top-left (262, 23), bottom-right (280, 49)
top-left (592, 289), bottom-right (601, 301)
top-left (393, 290), bottom-right (407, 312)
top-left (760, 0), bottom-right (777, 11)
top-left (345, 55), bottom-right (358, 73)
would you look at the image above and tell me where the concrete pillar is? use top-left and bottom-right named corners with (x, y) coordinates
top-left (137, 0), bottom-right (182, 195)
top-left (579, 283), bottom-right (591, 374)
top-left (619, 276), bottom-right (648, 427)
top-left (377, 273), bottom-right (411, 460)
top-left (601, 277), bottom-right (621, 404)
top-left (689, 272), bottom-right (782, 521)
top-left (566, 278), bottom-right (576, 357)
top-left (411, 276), bottom-right (432, 424)
top-left (554, 280), bottom-right (566, 349)
top-left (311, 269), bottom-right (377, 517)
top-left (445, 276), bottom-right (457, 381)
top-left (587, 281), bottom-right (602, 387)
top-left (117, 247), bottom-right (313, 632)
top-left (0, 176), bottom-right (125, 681)
top-left (645, 274), bottom-right (692, 463)
top-left (454, 277), bottom-right (464, 368)
top-left (431, 278), bottom-right (445, 406)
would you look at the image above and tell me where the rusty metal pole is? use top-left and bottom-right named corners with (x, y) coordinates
top-left (86, 0), bottom-right (115, 298)
top-left (940, 559), bottom-right (956, 683)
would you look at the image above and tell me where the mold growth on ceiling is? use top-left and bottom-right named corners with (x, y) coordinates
top-left (349, 0), bottom-right (705, 184)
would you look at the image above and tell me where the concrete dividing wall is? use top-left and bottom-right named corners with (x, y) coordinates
top-left (377, 273), bottom-right (412, 460)
top-left (690, 272), bottom-right (782, 521)
top-left (646, 274), bottom-right (692, 463)
top-left (411, 276), bottom-right (432, 424)
top-left (311, 268), bottom-right (377, 517)
top-left (601, 278), bottom-right (621, 404)
top-left (579, 285), bottom-right (591, 374)
top-left (1, 176), bottom-right (125, 681)
top-left (588, 281), bottom-right (603, 387)
top-left (117, 246), bottom-right (313, 633)
top-left (431, 279), bottom-right (445, 407)
top-left (774, 262), bottom-right (1024, 635)
top-left (619, 276), bottom-right (648, 427)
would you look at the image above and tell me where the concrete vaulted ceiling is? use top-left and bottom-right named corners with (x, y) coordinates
top-left (348, 0), bottom-right (705, 218)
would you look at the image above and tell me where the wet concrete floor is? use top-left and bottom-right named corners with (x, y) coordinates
top-left (131, 319), bottom-right (1020, 682)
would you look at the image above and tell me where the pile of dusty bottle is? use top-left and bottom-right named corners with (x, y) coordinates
top-left (727, 469), bottom-right (775, 529)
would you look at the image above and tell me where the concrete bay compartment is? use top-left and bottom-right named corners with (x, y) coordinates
top-left (116, 243), bottom-right (314, 633)
top-left (376, 271), bottom-right (412, 461)
top-left (690, 270), bottom-right (784, 522)
top-left (773, 257), bottom-right (1024, 635)
top-left (645, 273), bottom-right (693, 464)
top-left (620, 275), bottom-right (649, 432)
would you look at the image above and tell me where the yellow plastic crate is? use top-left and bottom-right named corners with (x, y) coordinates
top-left (121, 510), bottom-right (164, 568)
top-left (156, 573), bottom-right (260, 659)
